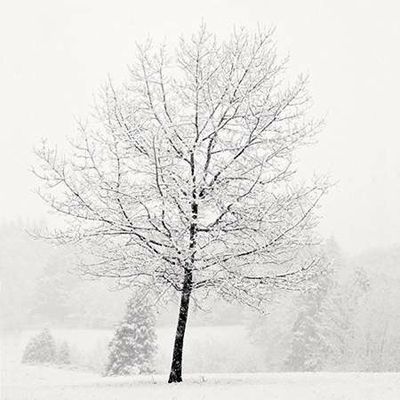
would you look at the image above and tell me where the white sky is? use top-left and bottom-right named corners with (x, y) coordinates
top-left (0, 0), bottom-right (399, 254)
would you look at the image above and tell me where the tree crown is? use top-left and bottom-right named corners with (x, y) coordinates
top-left (34, 26), bottom-right (328, 310)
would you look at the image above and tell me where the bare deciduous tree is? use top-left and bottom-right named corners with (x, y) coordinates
top-left (34, 26), bottom-right (328, 383)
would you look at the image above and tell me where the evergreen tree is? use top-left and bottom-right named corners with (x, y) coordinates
top-left (105, 296), bottom-right (157, 376)
top-left (285, 269), bottom-right (334, 371)
top-left (56, 341), bottom-right (71, 365)
top-left (285, 239), bottom-right (349, 371)
top-left (22, 328), bottom-right (57, 364)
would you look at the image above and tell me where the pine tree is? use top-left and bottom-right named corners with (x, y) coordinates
top-left (22, 328), bottom-right (57, 364)
top-left (285, 269), bottom-right (334, 371)
top-left (105, 296), bottom-right (157, 376)
top-left (56, 341), bottom-right (71, 365)
top-left (285, 239), bottom-right (352, 371)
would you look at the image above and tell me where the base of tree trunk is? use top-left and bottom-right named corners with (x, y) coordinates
top-left (167, 270), bottom-right (192, 383)
top-left (168, 369), bottom-right (182, 383)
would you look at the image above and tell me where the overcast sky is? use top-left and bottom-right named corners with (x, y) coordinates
top-left (0, 0), bottom-right (399, 254)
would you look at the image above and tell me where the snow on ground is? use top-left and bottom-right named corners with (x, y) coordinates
top-left (2, 367), bottom-right (400, 400)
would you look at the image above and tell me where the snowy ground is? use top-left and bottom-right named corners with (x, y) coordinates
top-left (2, 367), bottom-right (400, 400)
top-left (2, 328), bottom-right (400, 399)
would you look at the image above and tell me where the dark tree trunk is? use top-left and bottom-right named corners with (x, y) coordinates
top-left (168, 269), bottom-right (193, 383)
top-left (168, 151), bottom-right (197, 383)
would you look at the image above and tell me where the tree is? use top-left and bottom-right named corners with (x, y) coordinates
top-left (285, 268), bottom-right (335, 371)
top-left (105, 296), bottom-right (157, 376)
top-left (34, 25), bottom-right (328, 382)
top-left (56, 341), bottom-right (71, 365)
top-left (22, 328), bottom-right (57, 364)
top-left (285, 240), bottom-right (359, 371)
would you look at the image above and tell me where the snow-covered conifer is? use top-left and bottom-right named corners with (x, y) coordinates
top-left (285, 269), bottom-right (333, 371)
top-left (105, 296), bottom-right (157, 376)
top-left (286, 241), bottom-right (351, 371)
top-left (56, 341), bottom-right (71, 365)
top-left (22, 328), bottom-right (57, 364)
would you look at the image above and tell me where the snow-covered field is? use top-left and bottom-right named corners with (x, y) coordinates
top-left (2, 327), bottom-right (400, 399)
top-left (3, 367), bottom-right (400, 400)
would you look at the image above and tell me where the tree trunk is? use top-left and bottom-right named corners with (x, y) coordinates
top-left (169, 153), bottom-right (197, 383)
top-left (168, 269), bottom-right (192, 383)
